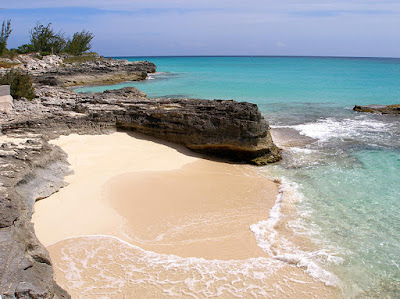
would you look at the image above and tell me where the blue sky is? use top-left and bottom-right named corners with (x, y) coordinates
top-left (1, 0), bottom-right (400, 57)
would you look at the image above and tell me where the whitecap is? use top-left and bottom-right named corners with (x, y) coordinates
top-left (292, 116), bottom-right (392, 143)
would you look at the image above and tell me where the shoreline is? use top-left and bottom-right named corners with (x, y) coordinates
top-left (32, 132), bottom-right (339, 298)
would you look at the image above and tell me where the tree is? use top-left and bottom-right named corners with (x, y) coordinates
top-left (0, 19), bottom-right (12, 56)
top-left (29, 22), bottom-right (65, 54)
top-left (64, 30), bottom-right (94, 55)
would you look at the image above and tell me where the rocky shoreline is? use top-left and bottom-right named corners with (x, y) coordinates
top-left (353, 104), bottom-right (400, 115)
top-left (0, 55), bottom-right (280, 298)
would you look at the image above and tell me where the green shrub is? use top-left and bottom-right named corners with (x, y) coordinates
top-left (0, 69), bottom-right (35, 100)
top-left (39, 51), bottom-right (51, 56)
top-left (16, 44), bottom-right (35, 54)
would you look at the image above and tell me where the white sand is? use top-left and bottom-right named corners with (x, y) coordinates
top-left (32, 132), bottom-right (198, 245)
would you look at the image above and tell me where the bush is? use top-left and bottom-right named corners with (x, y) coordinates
top-left (0, 69), bottom-right (35, 100)
top-left (16, 44), bottom-right (35, 54)
top-left (0, 49), bottom-right (18, 59)
top-left (39, 51), bottom-right (51, 56)
top-left (64, 30), bottom-right (94, 56)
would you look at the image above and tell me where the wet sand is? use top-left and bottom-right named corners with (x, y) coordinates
top-left (33, 132), bottom-right (339, 298)
top-left (105, 160), bottom-right (276, 260)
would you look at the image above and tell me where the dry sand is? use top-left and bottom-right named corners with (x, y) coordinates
top-left (33, 132), bottom-right (198, 245)
top-left (32, 132), bottom-right (339, 298)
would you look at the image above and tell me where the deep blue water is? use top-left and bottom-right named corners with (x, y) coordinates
top-left (76, 56), bottom-right (400, 297)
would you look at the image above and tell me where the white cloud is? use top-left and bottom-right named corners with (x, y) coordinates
top-left (276, 41), bottom-right (286, 48)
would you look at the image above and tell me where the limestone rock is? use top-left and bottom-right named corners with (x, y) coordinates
top-left (353, 104), bottom-right (400, 115)
top-left (33, 57), bottom-right (156, 87)
top-left (0, 135), bottom-right (71, 299)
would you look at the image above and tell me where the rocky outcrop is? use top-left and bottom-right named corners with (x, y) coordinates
top-left (0, 58), bottom-right (280, 298)
top-left (1, 54), bottom-right (156, 87)
top-left (0, 134), bottom-right (71, 299)
top-left (81, 96), bottom-right (279, 164)
top-left (353, 104), bottom-right (400, 115)
top-left (36, 59), bottom-right (156, 87)
top-left (2, 85), bottom-right (280, 165)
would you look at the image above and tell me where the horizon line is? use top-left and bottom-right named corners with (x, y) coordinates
top-left (107, 54), bottom-right (400, 60)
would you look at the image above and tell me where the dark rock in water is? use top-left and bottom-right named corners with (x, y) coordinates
top-left (103, 87), bottom-right (147, 99)
top-left (353, 104), bottom-right (400, 115)
top-left (0, 56), bottom-right (280, 298)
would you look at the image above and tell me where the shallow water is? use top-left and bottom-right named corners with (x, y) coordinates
top-left (49, 235), bottom-right (337, 298)
top-left (76, 56), bottom-right (400, 297)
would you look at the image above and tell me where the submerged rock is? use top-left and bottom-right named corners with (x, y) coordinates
top-left (353, 104), bottom-right (400, 115)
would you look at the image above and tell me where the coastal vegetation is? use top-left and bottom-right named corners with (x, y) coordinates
top-left (28, 22), bottom-right (66, 55)
top-left (64, 30), bottom-right (94, 56)
top-left (0, 20), bottom-right (94, 57)
top-left (0, 69), bottom-right (35, 100)
top-left (0, 20), bottom-right (12, 56)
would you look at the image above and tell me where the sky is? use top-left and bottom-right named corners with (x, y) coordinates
top-left (1, 0), bottom-right (400, 57)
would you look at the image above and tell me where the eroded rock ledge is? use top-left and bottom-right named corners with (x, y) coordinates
top-left (353, 104), bottom-right (400, 115)
top-left (1, 53), bottom-right (157, 87)
top-left (0, 58), bottom-right (280, 298)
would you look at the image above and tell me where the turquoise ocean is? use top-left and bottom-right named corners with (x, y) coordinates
top-left (76, 56), bottom-right (400, 297)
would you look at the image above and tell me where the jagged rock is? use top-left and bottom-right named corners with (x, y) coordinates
top-left (0, 135), bottom-right (71, 299)
top-left (2, 53), bottom-right (156, 87)
top-left (353, 104), bottom-right (400, 115)
top-left (33, 57), bottom-right (156, 87)
top-left (102, 87), bottom-right (147, 98)
top-left (35, 76), bottom-right (62, 87)
top-left (87, 97), bottom-right (280, 164)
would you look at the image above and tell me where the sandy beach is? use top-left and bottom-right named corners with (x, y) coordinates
top-left (32, 131), bottom-right (339, 298)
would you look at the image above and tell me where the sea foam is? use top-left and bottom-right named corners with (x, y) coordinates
top-left (292, 116), bottom-right (393, 143)
top-left (250, 176), bottom-right (343, 287)
top-left (51, 235), bottom-right (290, 298)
